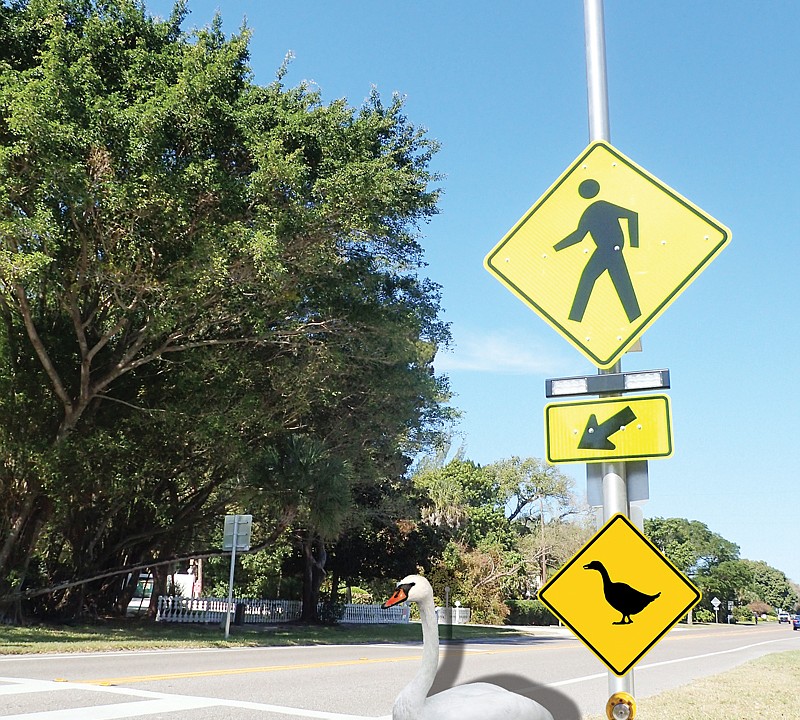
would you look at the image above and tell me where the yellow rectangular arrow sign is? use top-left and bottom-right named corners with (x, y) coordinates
top-left (545, 394), bottom-right (672, 464)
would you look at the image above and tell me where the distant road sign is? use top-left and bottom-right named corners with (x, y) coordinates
top-left (223, 514), bottom-right (252, 551)
top-left (538, 513), bottom-right (701, 676)
top-left (545, 394), bottom-right (672, 464)
top-left (484, 142), bottom-right (730, 368)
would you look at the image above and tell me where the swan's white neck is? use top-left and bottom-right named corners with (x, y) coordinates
top-left (394, 595), bottom-right (439, 719)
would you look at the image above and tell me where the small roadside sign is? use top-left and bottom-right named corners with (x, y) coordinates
top-left (484, 141), bottom-right (730, 368)
top-left (538, 514), bottom-right (701, 676)
top-left (545, 394), bottom-right (672, 464)
top-left (223, 514), bottom-right (252, 551)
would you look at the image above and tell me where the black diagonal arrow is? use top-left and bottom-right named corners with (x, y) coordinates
top-left (578, 406), bottom-right (637, 450)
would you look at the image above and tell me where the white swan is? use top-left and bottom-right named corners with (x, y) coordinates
top-left (382, 574), bottom-right (554, 720)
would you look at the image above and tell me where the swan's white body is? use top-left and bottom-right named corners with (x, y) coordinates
top-left (383, 575), bottom-right (554, 720)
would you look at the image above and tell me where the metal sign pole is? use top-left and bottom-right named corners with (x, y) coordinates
top-left (584, 0), bottom-right (610, 143)
top-left (584, 1), bottom-right (636, 713)
top-left (224, 514), bottom-right (239, 640)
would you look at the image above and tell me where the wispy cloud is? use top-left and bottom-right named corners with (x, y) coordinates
top-left (435, 329), bottom-right (566, 375)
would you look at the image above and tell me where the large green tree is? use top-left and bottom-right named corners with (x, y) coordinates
top-left (413, 455), bottom-right (582, 623)
top-left (695, 560), bottom-right (753, 613)
top-left (0, 0), bottom-right (450, 620)
top-left (741, 560), bottom-right (798, 612)
top-left (644, 517), bottom-right (739, 575)
top-left (643, 518), bottom-right (800, 618)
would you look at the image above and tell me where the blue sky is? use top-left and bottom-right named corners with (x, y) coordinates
top-left (146, 2), bottom-right (800, 587)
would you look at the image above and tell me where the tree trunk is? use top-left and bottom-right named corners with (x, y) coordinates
top-left (300, 535), bottom-right (316, 622)
top-left (0, 492), bottom-right (51, 623)
top-left (312, 539), bottom-right (328, 621)
top-left (300, 533), bottom-right (327, 622)
top-left (149, 566), bottom-right (169, 620)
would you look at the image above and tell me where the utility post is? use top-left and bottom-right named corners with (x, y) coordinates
top-left (224, 514), bottom-right (239, 640)
top-left (584, 1), bottom-right (636, 711)
top-left (484, 6), bottom-right (728, 718)
top-left (222, 514), bottom-right (253, 640)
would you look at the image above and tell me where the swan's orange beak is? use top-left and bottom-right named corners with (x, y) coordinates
top-left (381, 585), bottom-right (409, 609)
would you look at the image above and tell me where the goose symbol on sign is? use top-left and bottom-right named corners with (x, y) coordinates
top-left (583, 560), bottom-right (661, 625)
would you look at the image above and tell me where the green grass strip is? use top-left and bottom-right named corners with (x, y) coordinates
top-left (585, 650), bottom-right (800, 720)
top-left (0, 620), bottom-right (531, 655)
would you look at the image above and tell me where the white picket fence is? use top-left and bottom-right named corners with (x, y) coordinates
top-left (342, 603), bottom-right (410, 624)
top-left (155, 597), bottom-right (257, 624)
top-left (435, 606), bottom-right (471, 625)
top-left (156, 596), bottom-right (410, 625)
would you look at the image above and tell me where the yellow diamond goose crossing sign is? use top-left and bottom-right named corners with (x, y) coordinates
top-left (538, 514), bottom-right (701, 676)
top-left (484, 142), bottom-right (730, 368)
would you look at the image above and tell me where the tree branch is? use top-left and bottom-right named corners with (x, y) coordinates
top-left (0, 510), bottom-right (296, 605)
top-left (13, 283), bottom-right (73, 416)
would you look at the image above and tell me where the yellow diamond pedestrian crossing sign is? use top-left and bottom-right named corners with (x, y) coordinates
top-left (538, 513), bottom-right (701, 676)
top-left (484, 142), bottom-right (730, 368)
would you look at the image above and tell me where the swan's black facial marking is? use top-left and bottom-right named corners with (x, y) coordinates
top-left (381, 581), bottom-right (415, 609)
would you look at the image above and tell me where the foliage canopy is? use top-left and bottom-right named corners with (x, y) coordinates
top-left (0, 0), bottom-right (452, 620)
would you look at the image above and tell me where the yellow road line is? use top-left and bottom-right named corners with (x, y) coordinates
top-left (73, 626), bottom-right (781, 686)
top-left (671, 626), bottom-right (790, 642)
top-left (75, 642), bottom-right (578, 686)
top-left (78, 655), bottom-right (417, 685)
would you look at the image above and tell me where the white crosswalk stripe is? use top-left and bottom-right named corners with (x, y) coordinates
top-left (0, 678), bottom-right (70, 697)
top-left (1, 697), bottom-right (217, 720)
top-left (0, 677), bottom-right (216, 719)
top-left (0, 676), bottom-right (387, 720)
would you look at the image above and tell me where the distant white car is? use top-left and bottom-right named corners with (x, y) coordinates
top-left (778, 612), bottom-right (790, 623)
top-left (126, 571), bottom-right (199, 616)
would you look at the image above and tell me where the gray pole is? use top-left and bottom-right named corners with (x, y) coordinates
top-left (583, 0), bottom-right (635, 704)
top-left (583, 0), bottom-right (610, 143)
top-left (224, 514), bottom-right (239, 640)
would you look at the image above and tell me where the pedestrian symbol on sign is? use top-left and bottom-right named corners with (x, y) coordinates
top-left (554, 179), bottom-right (641, 323)
top-left (483, 141), bottom-right (730, 369)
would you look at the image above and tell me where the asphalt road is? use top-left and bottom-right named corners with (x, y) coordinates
top-left (1, 622), bottom-right (798, 719)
